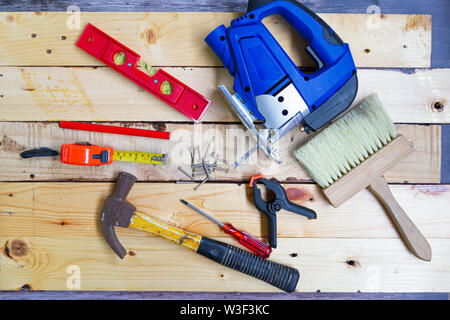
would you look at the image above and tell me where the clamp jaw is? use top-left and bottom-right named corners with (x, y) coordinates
top-left (250, 175), bottom-right (317, 248)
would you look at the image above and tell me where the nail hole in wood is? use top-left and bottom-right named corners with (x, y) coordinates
top-left (20, 284), bottom-right (31, 291)
top-left (433, 101), bottom-right (444, 112)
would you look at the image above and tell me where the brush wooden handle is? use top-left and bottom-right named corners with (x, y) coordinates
top-left (368, 176), bottom-right (432, 261)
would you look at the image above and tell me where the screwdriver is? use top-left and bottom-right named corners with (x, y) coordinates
top-left (180, 199), bottom-right (272, 259)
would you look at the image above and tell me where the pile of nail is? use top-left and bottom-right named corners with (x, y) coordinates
top-left (177, 145), bottom-right (229, 191)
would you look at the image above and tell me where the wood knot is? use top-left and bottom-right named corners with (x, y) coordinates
top-left (346, 259), bottom-right (361, 268)
top-left (289, 253), bottom-right (298, 257)
top-left (145, 29), bottom-right (156, 44)
top-left (8, 240), bottom-right (30, 258)
top-left (432, 100), bottom-right (445, 112)
top-left (139, 24), bottom-right (160, 46)
top-left (128, 251), bottom-right (136, 256)
top-left (20, 284), bottom-right (32, 291)
top-left (364, 48), bottom-right (371, 53)
top-left (6, 15), bottom-right (15, 23)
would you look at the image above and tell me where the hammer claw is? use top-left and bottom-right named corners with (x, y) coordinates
top-left (101, 221), bottom-right (127, 259)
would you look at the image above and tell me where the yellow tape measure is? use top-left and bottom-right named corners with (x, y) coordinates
top-left (112, 150), bottom-right (166, 165)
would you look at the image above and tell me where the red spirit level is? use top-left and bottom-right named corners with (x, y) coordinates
top-left (76, 24), bottom-right (210, 122)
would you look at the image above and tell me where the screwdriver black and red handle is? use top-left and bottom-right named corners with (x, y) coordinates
top-left (180, 199), bottom-right (272, 259)
top-left (222, 223), bottom-right (272, 259)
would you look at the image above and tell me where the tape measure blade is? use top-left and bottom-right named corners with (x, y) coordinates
top-left (113, 150), bottom-right (166, 165)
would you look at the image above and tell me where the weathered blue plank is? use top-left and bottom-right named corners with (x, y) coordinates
top-left (442, 124), bottom-right (450, 183)
top-left (0, 0), bottom-right (448, 67)
top-left (0, 290), bottom-right (448, 300)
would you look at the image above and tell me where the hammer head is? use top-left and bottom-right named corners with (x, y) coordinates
top-left (100, 171), bottom-right (137, 259)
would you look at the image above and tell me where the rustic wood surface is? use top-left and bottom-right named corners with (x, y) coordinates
top-left (0, 123), bottom-right (441, 183)
top-left (1, 0), bottom-right (448, 68)
top-left (0, 12), bottom-right (431, 67)
top-left (0, 68), bottom-right (448, 123)
top-left (0, 0), bottom-right (449, 299)
top-left (1, 182), bottom-right (448, 239)
top-left (1, 236), bottom-right (449, 292)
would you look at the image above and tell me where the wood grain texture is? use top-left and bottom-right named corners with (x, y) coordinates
top-left (1, 235), bottom-right (449, 292)
top-left (1, 0), bottom-right (447, 68)
top-left (0, 123), bottom-right (441, 183)
top-left (0, 12), bottom-right (431, 67)
top-left (1, 182), bottom-right (448, 239)
top-left (0, 67), bottom-right (448, 123)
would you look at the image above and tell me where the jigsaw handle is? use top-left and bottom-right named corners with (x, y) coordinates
top-left (197, 237), bottom-right (299, 292)
top-left (247, 0), bottom-right (346, 64)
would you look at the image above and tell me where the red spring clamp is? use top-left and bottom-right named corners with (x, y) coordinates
top-left (76, 24), bottom-right (210, 122)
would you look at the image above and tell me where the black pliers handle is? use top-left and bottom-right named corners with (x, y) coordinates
top-left (250, 175), bottom-right (317, 248)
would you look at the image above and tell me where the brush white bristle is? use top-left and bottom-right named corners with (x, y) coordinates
top-left (294, 94), bottom-right (397, 188)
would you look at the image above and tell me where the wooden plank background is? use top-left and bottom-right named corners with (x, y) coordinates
top-left (0, 68), bottom-right (448, 122)
top-left (0, 12), bottom-right (431, 67)
top-left (0, 0), bottom-right (449, 299)
top-left (1, 0), bottom-right (448, 68)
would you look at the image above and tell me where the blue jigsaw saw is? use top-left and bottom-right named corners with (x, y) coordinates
top-left (205, 0), bottom-right (358, 166)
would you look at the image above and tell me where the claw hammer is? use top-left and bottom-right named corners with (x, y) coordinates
top-left (100, 171), bottom-right (300, 292)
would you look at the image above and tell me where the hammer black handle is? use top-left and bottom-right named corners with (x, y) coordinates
top-left (197, 237), bottom-right (299, 293)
